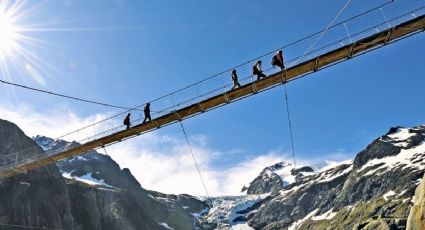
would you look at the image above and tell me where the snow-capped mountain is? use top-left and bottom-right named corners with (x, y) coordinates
top-left (33, 135), bottom-right (207, 229)
top-left (4, 117), bottom-right (425, 229)
top-left (241, 161), bottom-right (315, 195)
top-left (200, 125), bottom-right (425, 229)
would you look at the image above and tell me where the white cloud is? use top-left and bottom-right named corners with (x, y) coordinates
top-left (107, 135), bottom-right (291, 196)
top-left (0, 103), bottom-right (111, 140)
top-left (0, 103), bottom-right (353, 196)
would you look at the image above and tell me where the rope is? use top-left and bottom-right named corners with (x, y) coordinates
top-left (282, 75), bottom-right (296, 168)
top-left (178, 120), bottom-right (212, 205)
top-left (0, 1), bottom-right (422, 175)
top-left (276, 3), bottom-right (372, 174)
top-left (102, 147), bottom-right (109, 156)
top-left (0, 79), bottom-right (140, 111)
top-left (295, 0), bottom-right (353, 65)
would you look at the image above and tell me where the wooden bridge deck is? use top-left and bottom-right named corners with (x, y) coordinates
top-left (1, 14), bottom-right (424, 178)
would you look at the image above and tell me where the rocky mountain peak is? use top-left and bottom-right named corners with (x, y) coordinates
top-left (291, 166), bottom-right (314, 176)
top-left (243, 161), bottom-right (318, 195)
top-left (32, 134), bottom-right (208, 229)
top-left (265, 161), bottom-right (291, 172)
top-left (353, 126), bottom-right (425, 169)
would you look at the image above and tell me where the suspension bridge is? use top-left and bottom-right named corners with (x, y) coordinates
top-left (1, 1), bottom-right (424, 178)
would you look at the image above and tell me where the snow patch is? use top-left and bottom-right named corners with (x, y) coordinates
top-left (77, 156), bottom-right (88, 161)
top-left (312, 209), bottom-right (338, 221)
top-left (69, 156), bottom-right (88, 163)
top-left (319, 160), bottom-right (353, 172)
top-left (379, 128), bottom-right (419, 148)
top-left (345, 205), bottom-right (354, 210)
top-left (205, 194), bottom-right (269, 225)
top-left (383, 190), bottom-right (396, 201)
top-left (272, 167), bottom-right (296, 185)
top-left (231, 223), bottom-right (255, 230)
top-left (387, 128), bottom-right (415, 140)
top-left (315, 165), bottom-right (353, 183)
top-left (358, 141), bottom-right (425, 176)
top-left (159, 222), bottom-right (174, 230)
top-left (402, 198), bottom-right (410, 203)
top-left (19, 181), bottom-right (31, 186)
top-left (62, 172), bottom-right (113, 187)
top-left (263, 162), bottom-right (297, 186)
top-left (98, 187), bottom-right (115, 192)
top-left (398, 189), bottom-right (408, 197)
top-left (192, 207), bottom-right (209, 218)
top-left (288, 209), bottom-right (318, 230)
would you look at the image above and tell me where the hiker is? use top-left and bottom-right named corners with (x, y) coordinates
top-left (142, 103), bottom-right (151, 124)
top-left (272, 49), bottom-right (285, 70)
top-left (253, 60), bottom-right (267, 80)
top-left (123, 113), bottom-right (131, 130)
top-left (231, 69), bottom-right (241, 89)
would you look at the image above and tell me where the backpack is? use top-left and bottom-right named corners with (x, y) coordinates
top-left (253, 65), bottom-right (260, 75)
top-left (271, 56), bottom-right (277, 67)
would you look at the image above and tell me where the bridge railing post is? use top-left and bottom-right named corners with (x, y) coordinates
top-left (343, 23), bottom-right (353, 44)
top-left (380, 7), bottom-right (391, 29)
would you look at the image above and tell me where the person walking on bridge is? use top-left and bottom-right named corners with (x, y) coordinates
top-left (124, 113), bottom-right (131, 130)
top-left (272, 49), bottom-right (285, 70)
top-left (231, 69), bottom-right (241, 89)
top-left (143, 103), bottom-right (151, 124)
top-left (253, 60), bottom-right (266, 80)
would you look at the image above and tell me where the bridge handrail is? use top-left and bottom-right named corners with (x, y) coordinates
top-left (0, 1), bottom-right (424, 173)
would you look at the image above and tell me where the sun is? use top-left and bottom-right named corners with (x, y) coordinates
top-left (0, 0), bottom-right (51, 86)
top-left (0, 3), bottom-right (19, 59)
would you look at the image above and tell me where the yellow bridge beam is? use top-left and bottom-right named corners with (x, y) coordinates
top-left (1, 14), bottom-right (424, 178)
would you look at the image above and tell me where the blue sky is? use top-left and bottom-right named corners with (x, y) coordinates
top-left (1, 0), bottom-right (425, 194)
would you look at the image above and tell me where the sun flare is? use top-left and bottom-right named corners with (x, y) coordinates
top-left (0, 0), bottom-right (51, 86)
top-left (0, 3), bottom-right (19, 59)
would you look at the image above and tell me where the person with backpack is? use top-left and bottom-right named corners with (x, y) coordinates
top-left (253, 60), bottom-right (267, 80)
top-left (231, 69), bottom-right (241, 89)
top-left (271, 49), bottom-right (285, 70)
top-left (142, 103), bottom-right (151, 124)
top-left (123, 113), bottom-right (131, 130)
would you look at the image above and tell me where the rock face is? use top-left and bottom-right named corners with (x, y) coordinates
top-left (249, 126), bottom-right (425, 229)
top-left (244, 162), bottom-right (315, 195)
top-left (244, 161), bottom-right (295, 195)
top-left (35, 136), bottom-right (208, 230)
top-left (0, 119), bottom-right (76, 229)
top-left (0, 119), bottom-right (207, 230)
top-left (201, 125), bottom-right (425, 229)
top-left (3, 118), bottom-right (425, 230)
top-left (407, 173), bottom-right (425, 229)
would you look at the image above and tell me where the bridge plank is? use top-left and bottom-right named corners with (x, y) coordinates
top-left (1, 14), bottom-right (424, 178)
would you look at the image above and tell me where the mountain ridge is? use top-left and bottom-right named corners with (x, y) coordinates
top-left (200, 125), bottom-right (425, 229)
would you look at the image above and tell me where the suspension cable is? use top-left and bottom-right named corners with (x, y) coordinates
top-left (282, 75), bottom-right (296, 168)
top-left (0, 0), bottom-right (417, 168)
top-left (280, 0), bottom-right (354, 167)
top-left (294, 0), bottom-right (353, 65)
top-left (178, 120), bottom-right (212, 205)
top-left (102, 147), bottom-right (109, 156)
top-left (0, 79), bottom-right (140, 111)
